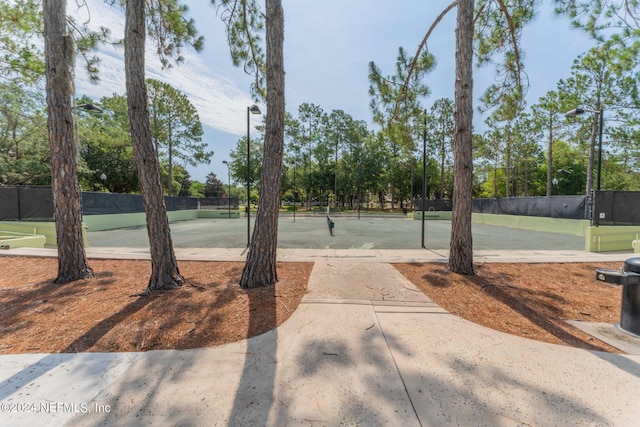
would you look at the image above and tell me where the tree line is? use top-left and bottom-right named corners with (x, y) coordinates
top-left (228, 33), bottom-right (640, 209)
top-left (6, 71), bottom-right (640, 209)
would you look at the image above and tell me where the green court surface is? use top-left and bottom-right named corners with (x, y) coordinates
top-left (86, 215), bottom-right (584, 251)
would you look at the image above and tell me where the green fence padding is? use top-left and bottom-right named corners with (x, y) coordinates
top-left (586, 226), bottom-right (640, 252)
top-left (0, 231), bottom-right (46, 248)
top-left (0, 221), bottom-right (62, 246)
top-left (472, 213), bottom-right (589, 237)
top-left (82, 210), bottom-right (240, 231)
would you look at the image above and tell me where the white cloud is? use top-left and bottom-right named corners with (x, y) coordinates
top-left (72, 1), bottom-right (254, 136)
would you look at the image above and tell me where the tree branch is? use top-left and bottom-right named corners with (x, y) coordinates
top-left (393, 1), bottom-right (457, 122)
top-left (496, 0), bottom-right (523, 94)
top-left (401, 1), bottom-right (457, 101)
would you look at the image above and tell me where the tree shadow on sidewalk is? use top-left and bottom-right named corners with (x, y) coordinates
top-left (228, 284), bottom-right (278, 425)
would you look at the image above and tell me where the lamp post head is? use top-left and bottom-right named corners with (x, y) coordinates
top-left (248, 104), bottom-right (261, 115)
top-left (76, 103), bottom-right (104, 113)
top-left (564, 107), bottom-right (585, 117)
top-left (222, 160), bottom-right (228, 165)
top-left (565, 107), bottom-right (601, 117)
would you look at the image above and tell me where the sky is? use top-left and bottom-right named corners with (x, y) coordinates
top-left (73, 0), bottom-right (596, 183)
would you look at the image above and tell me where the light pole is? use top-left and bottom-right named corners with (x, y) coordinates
top-left (293, 150), bottom-right (297, 223)
top-left (222, 160), bottom-right (231, 219)
top-left (94, 170), bottom-right (107, 191)
top-left (565, 107), bottom-right (604, 220)
top-left (565, 107), bottom-right (604, 191)
top-left (554, 169), bottom-right (573, 195)
top-left (307, 124), bottom-right (312, 211)
top-left (246, 104), bottom-right (261, 246)
top-left (75, 103), bottom-right (104, 113)
top-left (73, 102), bottom-right (104, 194)
top-left (334, 138), bottom-right (339, 210)
top-left (421, 109), bottom-right (427, 249)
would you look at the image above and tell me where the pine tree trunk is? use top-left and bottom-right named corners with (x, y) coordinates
top-left (240, 0), bottom-right (284, 289)
top-left (43, 0), bottom-right (93, 284)
top-left (125, 0), bottom-right (183, 292)
top-left (448, 0), bottom-right (475, 275)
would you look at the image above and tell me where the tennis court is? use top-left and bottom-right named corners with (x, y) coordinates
top-left (86, 214), bottom-right (585, 251)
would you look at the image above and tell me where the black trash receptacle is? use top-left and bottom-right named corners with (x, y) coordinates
top-left (621, 258), bottom-right (640, 335)
top-left (596, 257), bottom-right (640, 336)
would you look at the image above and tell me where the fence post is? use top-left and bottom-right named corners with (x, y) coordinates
top-left (592, 191), bottom-right (597, 226)
top-left (79, 187), bottom-right (84, 221)
top-left (16, 186), bottom-right (22, 221)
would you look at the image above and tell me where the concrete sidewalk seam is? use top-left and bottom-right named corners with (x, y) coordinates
top-left (300, 299), bottom-right (373, 306)
top-left (373, 310), bottom-right (450, 314)
top-left (372, 304), bottom-right (423, 426)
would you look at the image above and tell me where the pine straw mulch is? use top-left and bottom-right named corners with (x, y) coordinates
top-left (394, 262), bottom-right (624, 353)
top-left (0, 257), bottom-right (312, 354)
top-left (0, 257), bottom-right (628, 354)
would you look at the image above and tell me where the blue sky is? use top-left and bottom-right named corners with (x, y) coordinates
top-left (74, 0), bottom-right (596, 183)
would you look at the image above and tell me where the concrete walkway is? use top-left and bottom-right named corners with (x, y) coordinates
top-left (1, 254), bottom-right (640, 425)
top-left (3, 245), bottom-right (634, 264)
